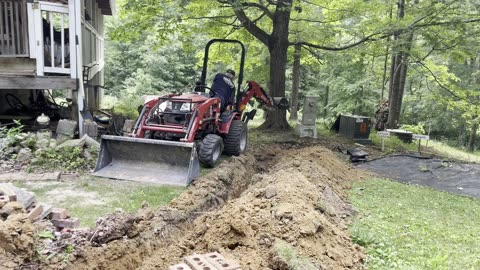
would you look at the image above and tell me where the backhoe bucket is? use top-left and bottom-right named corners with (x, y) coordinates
top-left (93, 135), bottom-right (199, 186)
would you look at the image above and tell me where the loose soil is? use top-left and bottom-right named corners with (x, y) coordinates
top-left (1, 141), bottom-right (367, 269)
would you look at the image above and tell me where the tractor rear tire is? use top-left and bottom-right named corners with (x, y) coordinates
top-left (199, 134), bottom-right (224, 167)
top-left (223, 120), bottom-right (247, 156)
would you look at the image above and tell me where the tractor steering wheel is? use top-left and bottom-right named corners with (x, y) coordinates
top-left (193, 84), bottom-right (213, 96)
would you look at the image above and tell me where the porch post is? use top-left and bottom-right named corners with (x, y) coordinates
top-left (71, 0), bottom-right (84, 136)
top-left (32, 1), bottom-right (44, 75)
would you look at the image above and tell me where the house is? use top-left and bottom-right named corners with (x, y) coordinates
top-left (0, 0), bottom-right (114, 135)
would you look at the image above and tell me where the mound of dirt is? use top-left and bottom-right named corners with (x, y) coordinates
top-left (9, 143), bottom-right (366, 270)
top-left (140, 145), bottom-right (365, 269)
top-left (0, 202), bottom-right (36, 269)
top-left (66, 154), bottom-right (259, 270)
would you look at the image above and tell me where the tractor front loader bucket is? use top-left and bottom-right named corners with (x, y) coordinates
top-left (93, 135), bottom-right (199, 186)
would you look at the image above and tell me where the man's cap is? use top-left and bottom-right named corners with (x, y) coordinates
top-left (226, 69), bottom-right (236, 76)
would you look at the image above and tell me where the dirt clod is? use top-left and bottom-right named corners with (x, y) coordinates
top-left (0, 202), bottom-right (35, 269)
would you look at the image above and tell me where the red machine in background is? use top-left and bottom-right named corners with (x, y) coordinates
top-left (94, 39), bottom-right (288, 186)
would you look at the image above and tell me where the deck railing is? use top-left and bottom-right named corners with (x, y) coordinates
top-left (82, 19), bottom-right (104, 80)
top-left (0, 0), bottom-right (29, 57)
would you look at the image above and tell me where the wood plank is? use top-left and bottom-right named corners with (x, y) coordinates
top-left (44, 66), bottom-right (70, 74)
top-left (21, 0), bottom-right (28, 55)
top-left (27, 2), bottom-right (35, 58)
top-left (9, 1), bottom-right (15, 54)
top-left (0, 2), bottom-right (4, 53)
top-left (15, 1), bottom-right (21, 54)
top-left (0, 75), bottom-right (78, 89)
top-left (49, 11), bottom-right (54, 67)
top-left (68, 0), bottom-right (76, 78)
top-left (61, 14), bottom-right (65, 68)
top-left (0, 172), bottom-right (61, 182)
top-left (0, 57), bottom-right (36, 74)
top-left (4, 1), bottom-right (10, 54)
top-left (33, 6), bottom-right (44, 75)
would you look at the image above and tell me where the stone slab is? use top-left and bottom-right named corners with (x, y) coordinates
top-left (184, 254), bottom-right (216, 270)
top-left (26, 204), bottom-right (43, 222)
top-left (49, 207), bottom-right (68, 220)
top-left (169, 263), bottom-right (193, 270)
top-left (34, 203), bottom-right (53, 222)
top-left (0, 184), bottom-right (17, 201)
top-left (295, 123), bottom-right (317, 139)
top-left (0, 184), bottom-right (36, 208)
top-left (204, 252), bottom-right (241, 270)
top-left (51, 218), bottom-right (80, 229)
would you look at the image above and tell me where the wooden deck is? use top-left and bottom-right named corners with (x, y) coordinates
top-left (0, 74), bottom-right (78, 89)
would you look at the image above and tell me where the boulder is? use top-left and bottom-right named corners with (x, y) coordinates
top-left (57, 136), bottom-right (86, 149)
top-left (16, 148), bottom-right (33, 163)
top-left (35, 139), bottom-right (50, 150)
top-left (56, 119), bottom-right (77, 138)
top-left (36, 130), bottom-right (52, 141)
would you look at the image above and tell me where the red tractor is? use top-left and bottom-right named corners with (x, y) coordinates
top-left (94, 39), bottom-right (288, 186)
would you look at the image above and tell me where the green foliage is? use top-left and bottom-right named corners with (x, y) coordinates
top-left (273, 240), bottom-right (317, 270)
top-left (37, 231), bottom-right (55, 240)
top-left (0, 120), bottom-right (24, 139)
top-left (350, 178), bottom-right (480, 269)
top-left (30, 147), bottom-right (97, 172)
top-left (370, 132), bottom-right (418, 153)
top-left (314, 200), bottom-right (332, 215)
top-left (64, 245), bottom-right (74, 254)
top-left (400, 124), bottom-right (426, 135)
top-left (104, 28), bottom-right (200, 101)
top-left (110, 95), bottom-right (142, 119)
top-left (106, 0), bottom-right (480, 141)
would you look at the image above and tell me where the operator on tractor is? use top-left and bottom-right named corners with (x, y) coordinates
top-left (210, 69), bottom-right (236, 112)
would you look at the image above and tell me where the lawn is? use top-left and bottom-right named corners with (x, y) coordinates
top-left (428, 141), bottom-right (480, 164)
top-left (349, 178), bottom-right (480, 270)
top-left (14, 177), bottom-right (184, 227)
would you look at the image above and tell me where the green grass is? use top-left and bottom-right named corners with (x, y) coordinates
top-left (428, 141), bottom-right (480, 164)
top-left (370, 132), bottom-right (418, 153)
top-left (349, 178), bottom-right (480, 270)
top-left (273, 240), bottom-right (317, 270)
top-left (14, 178), bottom-right (184, 227)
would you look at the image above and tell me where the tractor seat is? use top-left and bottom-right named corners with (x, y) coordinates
top-left (220, 111), bottom-right (233, 123)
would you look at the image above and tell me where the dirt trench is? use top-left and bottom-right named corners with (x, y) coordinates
top-left (6, 142), bottom-right (366, 270)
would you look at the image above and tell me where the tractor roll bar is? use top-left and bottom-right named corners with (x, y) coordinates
top-left (199, 39), bottom-right (246, 111)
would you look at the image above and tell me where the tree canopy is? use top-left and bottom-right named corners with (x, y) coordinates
top-left (105, 0), bottom-right (480, 148)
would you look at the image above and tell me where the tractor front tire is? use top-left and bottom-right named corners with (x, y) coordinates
top-left (199, 134), bottom-right (224, 167)
top-left (223, 120), bottom-right (248, 156)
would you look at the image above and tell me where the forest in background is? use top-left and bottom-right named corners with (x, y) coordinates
top-left (103, 0), bottom-right (480, 150)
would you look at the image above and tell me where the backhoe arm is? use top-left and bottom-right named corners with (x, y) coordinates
top-left (238, 81), bottom-right (289, 123)
top-left (238, 81), bottom-right (275, 111)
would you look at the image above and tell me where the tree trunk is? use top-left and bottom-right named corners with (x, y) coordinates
top-left (386, 0), bottom-right (414, 129)
top-left (382, 6), bottom-right (394, 100)
top-left (259, 0), bottom-right (292, 130)
top-left (260, 44), bottom-right (290, 129)
top-left (382, 45), bottom-right (389, 100)
top-left (469, 122), bottom-right (478, 152)
top-left (289, 44), bottom-right (301, 120)
top-left (323, 84), bottom-right (329, 118)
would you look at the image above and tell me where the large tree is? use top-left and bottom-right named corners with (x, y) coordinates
top-left (111, 0), bottom-right (480, 132)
